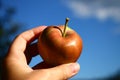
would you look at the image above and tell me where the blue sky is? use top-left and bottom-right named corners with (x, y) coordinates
top-left (3, 0), bottom-right (120, 79)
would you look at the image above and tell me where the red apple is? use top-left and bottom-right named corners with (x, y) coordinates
top-left (38, 18), bottom-right (82, 66)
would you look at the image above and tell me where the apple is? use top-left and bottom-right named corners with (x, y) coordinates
top-left (38, 18), bottom-right (82, 66)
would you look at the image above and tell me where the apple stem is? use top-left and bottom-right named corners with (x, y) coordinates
top-left (62, 18), bottom-right (69, 37)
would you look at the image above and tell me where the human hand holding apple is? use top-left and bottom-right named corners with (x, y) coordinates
top-left (38, 18), bottom-right (82, 67)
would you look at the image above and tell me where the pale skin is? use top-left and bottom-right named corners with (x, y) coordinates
top-left (2, 26), bottom-right (80, 80)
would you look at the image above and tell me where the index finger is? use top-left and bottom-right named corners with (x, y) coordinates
top-left (7, 26), bottom-right (47, 60)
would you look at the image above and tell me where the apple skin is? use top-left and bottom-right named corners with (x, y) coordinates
top-left (38, 25), bottom-right (82, 66)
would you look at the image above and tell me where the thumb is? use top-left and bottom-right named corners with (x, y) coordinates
top-left (48, 63), bottom-right (80, 80)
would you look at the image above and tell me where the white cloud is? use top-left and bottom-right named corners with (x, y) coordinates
top-left (64, 0), bottom-right (120, 21)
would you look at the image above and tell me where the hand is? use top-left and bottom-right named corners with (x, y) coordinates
top-left (2, 26), bottom-right (80, 80)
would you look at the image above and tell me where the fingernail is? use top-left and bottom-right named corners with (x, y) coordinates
top-left (69, 63), bottom-right (80, 75)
